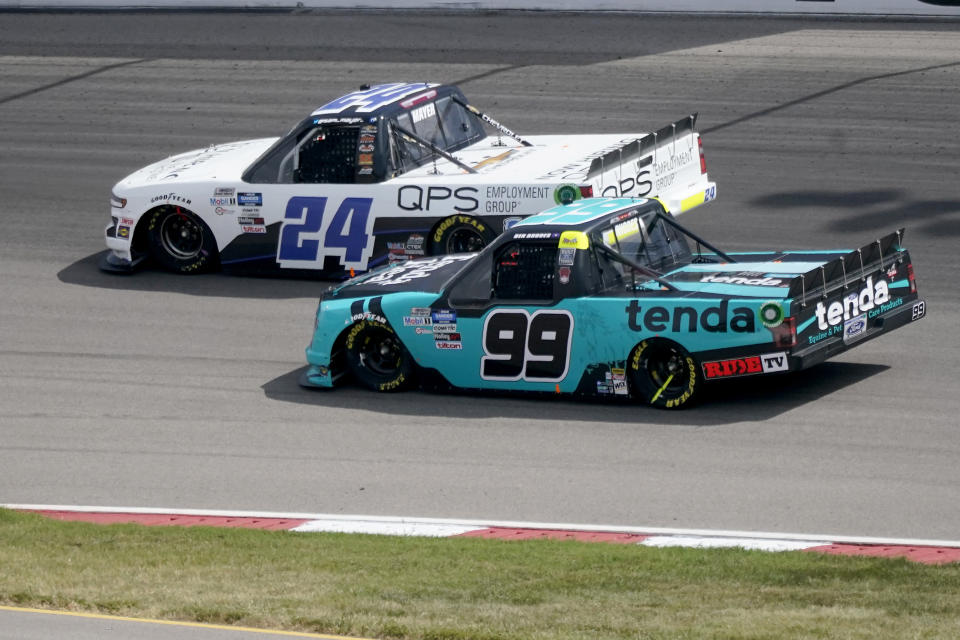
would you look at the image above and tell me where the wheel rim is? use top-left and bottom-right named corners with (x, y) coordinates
top-left (644, 345), bottom-right (689, 396)
top-left (160, 211), bottom-right (204, 259)
top-left (446, 227), bottom-right (486, 253)
top-left (360, 330), bottom-right (404, 377)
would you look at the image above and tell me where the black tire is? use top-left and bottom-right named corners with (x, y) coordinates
top-left (146, 206), bottom-right (219, 274)
top-left (628, 339), bottom-right (701, 409)
top-left (430, 215), bottom-right (497, 255)
top-left (344, 320), bottom-right (413, 392)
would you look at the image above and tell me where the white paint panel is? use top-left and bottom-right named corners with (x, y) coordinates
top-left (291, 520), bottom-right (484, 537)
top-left (641, 535), bottom-right (828, 552)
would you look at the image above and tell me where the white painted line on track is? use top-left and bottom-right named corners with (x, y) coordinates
top-left (7, 503), bottom-right (960, 549)
top-left (0, 605), bottom-right (376, 640)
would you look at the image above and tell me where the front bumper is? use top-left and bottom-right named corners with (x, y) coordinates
top-left (98, 249), bottom-right (148, 273)
top-left (101, 216), bottom-right (147, 273)
top-left (299, 364), bottom-right (335, 389)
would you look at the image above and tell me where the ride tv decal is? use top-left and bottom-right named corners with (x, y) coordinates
top-left (702, 353), bottom-right (788, 380)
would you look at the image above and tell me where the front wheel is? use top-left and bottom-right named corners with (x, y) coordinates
top-left (146, 206), bottom-right (219, 274)
top-left (430, 215), bottom-right (496, 255)
top-left (628, 339), bottom-right (701, 409)
top-left (344, 320), bottom-right (413, 392)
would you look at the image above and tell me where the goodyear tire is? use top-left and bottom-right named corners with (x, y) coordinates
top-left (344, 320), bottom-right (413, 392)
top-left (628, 339), bottom-right (701, 409)
top-left (431, 215), bottom-right (496, 255)
top-left (146, 206), bottom-right (219, 274)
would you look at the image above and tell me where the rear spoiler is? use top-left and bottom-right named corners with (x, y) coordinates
top-left (787, 228), bottom-right (907, 306)
top-left (586, 114), bottom-right (698, 180)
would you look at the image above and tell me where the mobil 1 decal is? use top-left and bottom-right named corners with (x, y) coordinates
top-left (277, 196), bottom-right (374, 270)
top-left (481, 309), bottom-right (573, 382)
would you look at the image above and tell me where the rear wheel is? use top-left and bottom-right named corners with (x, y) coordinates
top-left (628, 339), bottom-right (701, 409)
top-left (146, 206), bottom-right (219, 273)
top-left (344, 320), bottom-right (413, 392)
top-left (431, 215), bottom-right (496, 254)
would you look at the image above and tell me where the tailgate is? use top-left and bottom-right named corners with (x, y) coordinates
top-left (790, 228), bottom-right (926, 363)
top-left (586, 114), bottom-right (716, 215)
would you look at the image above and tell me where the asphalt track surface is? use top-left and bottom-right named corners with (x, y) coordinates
top-left (2, 10), bottom-right (960, 555)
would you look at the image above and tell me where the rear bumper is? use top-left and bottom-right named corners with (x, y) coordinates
top-left (790, 297), bottom-right (925, 370)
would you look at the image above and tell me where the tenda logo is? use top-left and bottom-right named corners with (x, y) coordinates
top-left (699, 274), bottom-right (784, 287)
top-left (626, 299), bottom-right (756, 333)
top-left (814, 276), bottom-right (890, 331)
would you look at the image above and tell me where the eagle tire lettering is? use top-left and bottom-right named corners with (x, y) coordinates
top-left (629, 339), bottom-right (700, 409)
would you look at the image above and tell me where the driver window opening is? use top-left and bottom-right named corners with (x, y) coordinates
top-left (293, 126), bottom-right (360, 184)
top-left (493, 242), bottom-right (557, 300)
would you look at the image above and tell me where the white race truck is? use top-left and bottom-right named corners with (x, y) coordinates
top-left (103, 82), bottom-right (715, 277)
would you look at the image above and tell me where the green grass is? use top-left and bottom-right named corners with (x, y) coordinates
top-left (2, 509), bottom-right (959, 639)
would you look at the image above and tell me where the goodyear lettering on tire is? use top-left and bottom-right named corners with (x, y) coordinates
top-left (433, 215), bottom-right (486, 244)
top-left (664, 356), bottom-right (697, 408)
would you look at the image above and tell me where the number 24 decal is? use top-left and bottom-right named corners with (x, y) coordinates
top-left (277, 196), bottom-right (374, 270)
top-left (481, 310), bottom-right (573, 382)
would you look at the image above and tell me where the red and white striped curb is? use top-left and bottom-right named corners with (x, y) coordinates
top-left (7, 504), bottom-right (960, 565)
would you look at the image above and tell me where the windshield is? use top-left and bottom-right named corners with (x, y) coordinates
top-left (390, 95), bottom-right (485, 173)
top-left (591, 209), bottom-right (693, 288)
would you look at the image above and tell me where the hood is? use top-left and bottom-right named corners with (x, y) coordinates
top-left (325, 254), bottom-right (478, 299)
top-left (116, 138), bottom-right (277, 187)
top-left (661, 261), bottom-right (832, 298)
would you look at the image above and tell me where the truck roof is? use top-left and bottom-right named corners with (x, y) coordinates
top-left (512, 198), bottom-right (660, 234)
top-left (310, 82), bottom-right (448, 119)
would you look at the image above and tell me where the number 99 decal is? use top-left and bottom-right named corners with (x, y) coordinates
top-left (911, 301), bottom-right (925, 321)
top-left (481, 310), bottom-right (573, 382)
